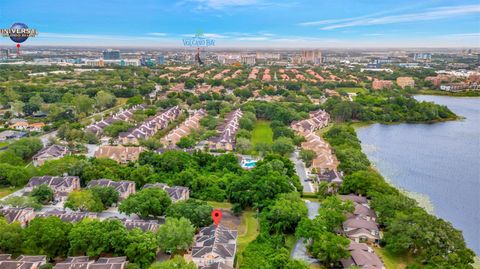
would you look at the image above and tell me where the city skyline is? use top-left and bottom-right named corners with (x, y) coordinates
top-left (0, 0), bottom-right (479, 48)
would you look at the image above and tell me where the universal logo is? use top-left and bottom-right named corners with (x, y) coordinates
top-left (0, 23), bottom-right (38, 43)
top-left (182, 29), bottom-right (215, 47)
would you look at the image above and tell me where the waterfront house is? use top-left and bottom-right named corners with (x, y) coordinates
top-left (348, 203), bottom-right (377, 222)
top-left (341, 241), bottom-right (385, 269)
top-left (316, 169), bottom-right (343, 185)
top-left (340, 194), bottom-right (369, 206)
top-left (343, 217), bottom-right (380, 244)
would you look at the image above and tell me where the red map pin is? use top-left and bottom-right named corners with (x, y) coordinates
top-left (211, 209), bottom-right (222, 226)
top-left (16, 44), bottom-right (20, 55)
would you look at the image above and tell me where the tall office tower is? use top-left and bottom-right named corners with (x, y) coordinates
top-left (157, 55), bottom-right (165, 65)
top-left (103, 49), bottom-right (121, 60)
top-left (302, 50), bottom-right (322, 65)
top-left (195, 48), bottom-right (203, 65)
top-left (413, 53), bottom-right (432, 61)
top-left (0, 49), bottom-right (9, 59)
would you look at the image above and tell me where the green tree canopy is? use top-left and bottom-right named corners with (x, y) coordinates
top-left (30, 184), bottom-right (54, 204)
top-left (157, 217), bottom-right (195, 253)
top-left (272, 137), bottom-right (295, 156)
top-left (264, 192), bottom-right (308, 234)
top-left (23, 217), bottom-right (72, 259)
top-left (0, 217), bottom-right (23, 255)
top-left (119, 188), bottom-right (172, 218)
top-left (89, 186), bottom-right (119, 208)
top-left (149, 256), bottom-right (196, 269)
top-left (64, 190), bottom-right (104, 212)
top-left (165, 199), bottom-right (213, 228)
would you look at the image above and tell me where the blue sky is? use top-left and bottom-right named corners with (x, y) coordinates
top-left (0, 0), bottom-right (479, 48)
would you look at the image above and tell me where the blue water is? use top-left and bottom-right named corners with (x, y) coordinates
top-left (356, 95), bottom-right (480, 254)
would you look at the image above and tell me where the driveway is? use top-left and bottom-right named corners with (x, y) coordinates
top-left (291, 150), bottom-right (314, 193)
top-left (85, 144), bottom-right (99, 158)
top-left (39, 130), bottom-right (58, 147)
top-left (291, 200), bottom-right (320, 264)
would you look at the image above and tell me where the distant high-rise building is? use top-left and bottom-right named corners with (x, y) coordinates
top-left (241, 55), bottom-right (256, 65)
top-left (157, 55), bottom-right (165, 65)
top-left (413, 53), bottom-right (432, 62)
top-left (255, 52), bottom-right (280, 60)
top-left (103, 49), bottom-right (121, 60)
top-left (396, 77), bottom-right (415, 89)
top-left (0, 49), bottom-right (9, 59)
top-left (302, 50), bottom-right (322, 65)
top-left (372, 79), bottom-right (393, 90)
top-left (195, 48), bottom-right (203, 65)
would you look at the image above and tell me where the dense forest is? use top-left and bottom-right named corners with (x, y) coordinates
top-left (323, 90), bottom-right (457, 122)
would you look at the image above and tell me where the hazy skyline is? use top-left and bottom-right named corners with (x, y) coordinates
top-left (0, 0), bottom-right (479, 48)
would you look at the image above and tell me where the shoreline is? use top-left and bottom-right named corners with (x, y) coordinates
top-left (417, 90), bottom-right (480, 97)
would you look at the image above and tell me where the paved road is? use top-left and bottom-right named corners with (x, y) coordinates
top-left (39, 205), bottom-right (135, 220)
top-left (86, 144), bottom-right (99, 158)
top-left (291, 150), bottom-right (314, 193)
top-left (39, 130), bottom-right (58, 147)
top-left (291, 200), bottom-right (320, 264)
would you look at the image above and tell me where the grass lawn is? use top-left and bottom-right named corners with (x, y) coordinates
top-left (207, 201), bottom-right (232, 210)
top-left (235, 210), bottom-right (260, 268)
top-left (0, 186), bottom-right (20, 198)
top-left (0, 141), bottom-right (10, 148)
top-left (284, 234), bottom-right (297, 252)
top-left (374, 246), bottom-right (415, 269)
top-left (251, 120), bottom-right (273, 146)
top-left (336, 87), bottom-right (368, 94)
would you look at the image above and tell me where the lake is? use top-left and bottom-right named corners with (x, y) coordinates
top-left (356, 95), bottom-right (480, 255)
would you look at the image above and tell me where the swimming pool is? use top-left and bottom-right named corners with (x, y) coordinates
top-left (241, 159), bottom-right (257, 169)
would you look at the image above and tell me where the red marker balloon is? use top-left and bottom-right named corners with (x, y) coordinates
top-left (16, 44), bottom-right (20, 55)
top-left (211, 209), bottom-right (222, 226)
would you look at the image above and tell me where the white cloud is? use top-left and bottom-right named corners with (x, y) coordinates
top-left (181, 33), bottom-right (230, 38)
top-left (300, 4), bottom-right (480, 30)
top-left (147, 32), bottom-right (168, 36)
top-left (236, 36), bottom-right (269, 40)
top-left (191, 0), bottom-right (259, 9)
top-left (442, 32), bottom-right (480, 38)
top-left (364, 33), bottom-right (385, 36)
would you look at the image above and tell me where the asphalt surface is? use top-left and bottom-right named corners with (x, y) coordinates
top-left (290, 198), bottom-right (321, 264)
top-left (291, 150), bottom-right (314, 193)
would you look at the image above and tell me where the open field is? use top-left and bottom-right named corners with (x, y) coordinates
top-left (337, 87), bottom-right (368, 94)
top-left (251, 120), bottom-right (273, 146)
top-left (235, 210), bottom-right (260, 268)
top-left (418, 89), bottom-right (480, 97)
top-left (374, 246), bottom-right (415, 269)
top-left (207, 201), bottom-right (232, 210)
top-left (0, 186), bottom-right (20, 198)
